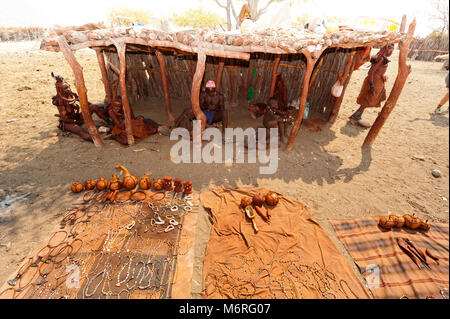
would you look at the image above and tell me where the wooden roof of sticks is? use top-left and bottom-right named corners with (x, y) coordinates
top-left (40, 26), bottom-right (405, 57)
top-left (40, 17), bottom-right (415, 150)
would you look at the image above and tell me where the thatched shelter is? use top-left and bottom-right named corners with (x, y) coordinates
top-left (40, 16), bottom-right (416, 150)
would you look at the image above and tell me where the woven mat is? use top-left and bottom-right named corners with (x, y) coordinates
top-left (330, 217), bottom-right (449, 299)
top-left (0, 189), bottom-right (198, 299)
top-left (200, 187), bottom-right (371, 299)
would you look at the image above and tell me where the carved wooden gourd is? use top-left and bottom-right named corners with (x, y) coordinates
top-left (71, 182), bottom-right (84, 193)
top-left (96, 178), bottom-right (109, 191)
top-left (116, 165), bottom-right (138, 189)
top-left (84, 179), bottom-right (96, 191)
top-left (379, 216), bottom-right (395, 229)
top-left (109, 174), bottom-right (123, 191)
top-left (139, 174), bottom-right (152, 190)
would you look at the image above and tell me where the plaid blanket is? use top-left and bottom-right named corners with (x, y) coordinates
top-left (330, 216), bottom-right (449, 299)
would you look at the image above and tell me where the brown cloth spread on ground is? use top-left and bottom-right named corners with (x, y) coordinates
top-left (330, 217), bottom-right (449, 299)
top-left (200, 187), bottom-right (370, 299)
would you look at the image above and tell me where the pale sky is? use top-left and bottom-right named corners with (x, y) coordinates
top-left (0, 0), bottom-right (444, 36)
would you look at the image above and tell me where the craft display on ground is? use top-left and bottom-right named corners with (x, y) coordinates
top-left (330, 216), bottom-right (449, 299)
top-left (0, 167), bottom-right (198, 299)
top-left (199, 187), bottom-right (370, 299)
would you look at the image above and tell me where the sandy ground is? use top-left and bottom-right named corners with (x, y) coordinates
top-left (0, 41), bottom-right (448, 297)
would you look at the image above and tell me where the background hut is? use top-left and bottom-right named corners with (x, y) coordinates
top-left (40, 18), bottom-right (415, 150)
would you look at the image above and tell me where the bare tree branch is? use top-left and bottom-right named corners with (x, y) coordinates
top-left (214, 0), bottom-right (227, 8)
top-left (255, 0), bottom-right (277, 21)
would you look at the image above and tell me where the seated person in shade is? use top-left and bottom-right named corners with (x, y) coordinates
top-left (248, 97), bottom-right (293, 144)
top-left (272, 73), bottom-right (288, 112)
top-left (51, 72), bottom-right (109, 142)
top-left (108, 96), bottom-right (168, 145)
top-left (199, 80), bottom-right (229, 132)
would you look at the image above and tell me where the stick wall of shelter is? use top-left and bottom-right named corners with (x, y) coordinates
top-left (156, 50), bottom-right (175, 122)
top-left (216, 59), bottom-right (225, 92)
top-left (112, 39), bottom-right (135, 146)
top-left (286, 47), bottom-right (327, 151)
top-left (363, 16), bottom-right (416, 148)
top-left (56, 36), bottom-right (104, 147)
top-left (269, 55), bottom-right (281, 98)
top-left (95, 48), bottom-right (112, 106)
top-left (229, 67), bottom-right (236, 105)
top-left (328, 50), bottom-right (356, 123)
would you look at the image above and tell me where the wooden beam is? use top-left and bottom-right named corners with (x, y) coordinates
top-left (191, 51), bottom-right (207, 131)
top-left (269, 55), bottom-right (281, 98)
top-left (56, 36), bottom-right (104, 147)
top-left (286, 47), bottom-right (326, 151)
top-left (155, 50), bottom-right (175, 122)
top-left (215, 59), bottom-right (225, 92)
top-left (95, 48), bottom-right (112, 106)
top-left (363, 17), bottom-right (416, 148)
top-left (328, 50), bottom-right (356, 122)
top-left (112, 39), bottom-right (135, 146)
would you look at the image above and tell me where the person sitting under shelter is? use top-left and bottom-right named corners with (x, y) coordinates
top-left (272, 73), bottom-right (288, 112)
top-left (200, 80), bottom-right (229, 133)
top-left (248, 97), bottom-right (293, 144)
top-left (108, 96), bottom-right (167, 145)
top-left (51, 72), bottom-right (109, 142)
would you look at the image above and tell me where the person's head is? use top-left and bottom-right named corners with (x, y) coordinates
top-left (269, 97), bottom-right (279, 109)
top-left (384, 44), bottom-right (394, 57)
top-left (205, 80), bottom-right (216, 95)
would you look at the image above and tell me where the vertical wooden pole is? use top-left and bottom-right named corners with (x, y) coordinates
top-left (155, 50), bottom-right (175, 122)
top-left (191, 51), bottom-right (207, 130)
top-left (328, 50), bottom-right (356, 122)
top-left (56, 36), bottom-right (104, 147)
top-left (269, 55), bottom-right (281, 98)
top-left (363, 17), bottom-right (416, 147)
top-left (215, 59), bottom-right (225, 92)
top-left (229, 68), bottom-right (236, 105)
top-left (112, 39), bottom-right (135, 146)
top-left (95, 49), bottom-right (112, 106)
top-left (286, 48), bottom-right (324, 151)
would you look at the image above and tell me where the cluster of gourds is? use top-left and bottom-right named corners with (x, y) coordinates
top-left (240, 191), bottom-right (280, 233)
top-left (379, 213), bottom-right (431, 232)
top-left (70, 165), bottom-right (166, 193)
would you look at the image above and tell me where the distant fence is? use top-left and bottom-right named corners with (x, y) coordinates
top-left (408, 35), bottom-right (449, 61)
top-left (0, 27), bottom-right (46, 42)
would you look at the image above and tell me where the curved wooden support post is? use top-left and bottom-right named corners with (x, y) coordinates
top-left (191, 51), bottom-right (207, 131)
top-left (328, 50), bottom-right (356, 123)
top-left (286, 48), bottom-right (325, 151)
top-left (363, 16), bottom-right (416, 148)
top-left (308, 55), bottom-right (324, 91)
top-left (112, 39), bottom-right (135, 146)
top-left (215, 60), bottom-right (225, 92)
top-left (155, 50), bottom-right (175, 122)
top-left (269, 55), bottom-right (281, 98)
top-left (95, 49), bottom-right (112, 106)
top-left (57, 36), bottom-right (104, 147)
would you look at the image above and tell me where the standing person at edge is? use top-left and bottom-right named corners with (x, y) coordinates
top-left (349, 44), bottom-right (394, 127)
top-left (434, 54), bottom-right (449, 114)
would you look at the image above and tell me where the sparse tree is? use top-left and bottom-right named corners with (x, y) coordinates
top-left (173, 8), bottom-right (225, 30)
top-left (108, 6), bottom-right (152, 26)
top-left (213, 0), bottom-right (286, 30)
top-left (429, 0), bottom-right (449, 38)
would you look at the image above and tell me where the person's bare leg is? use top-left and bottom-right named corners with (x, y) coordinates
top-left (63, 123), bottom-right (93, 142)
top-left (435, 89), bottom-right (449, 114)
top-left (350, 105), bottom-right (366, 120)
top-left (88, 104), bottom-right (109, 121)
